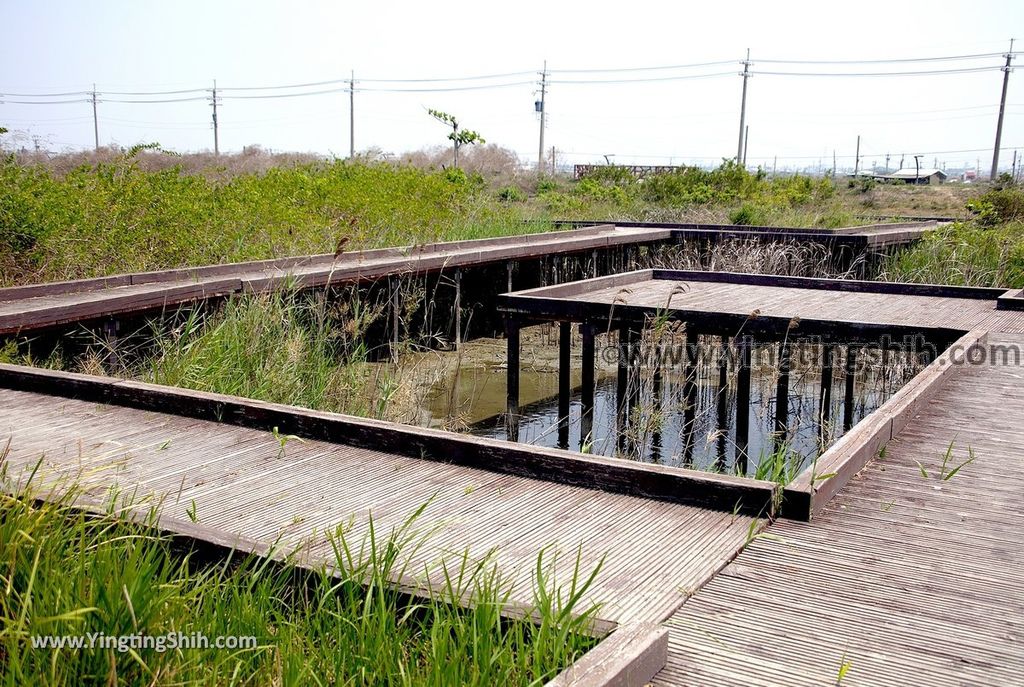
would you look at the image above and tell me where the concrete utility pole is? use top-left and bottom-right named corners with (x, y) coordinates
top-left (537, 61), bottom-right (547, 174)
top-left (736, 49), bottom-right (751, 162)
top-left (914, 154), bottom-right (923, 184)
top-left (854, 135), bottom-right (861, 175)
top-left (90, 84), bottom-right (99, 151)
top-left (742, 125), bottom-right (749, 166)
top-left (349, 70), bottom-right (355, 159)
top-left (833, 150), bottom-right (837, 175)
top-left (990, 39), bottom-right (1015, 180)
top-left (885, 153), bottom-right (891, 172)
top-left (211, 80), bottom-right (220, 156)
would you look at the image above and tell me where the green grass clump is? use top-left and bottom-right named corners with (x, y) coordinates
top-left (879, 220), bottom-right (1024, 288)
top-left (0, 149), bottom-right (522, 285)
top-left (145, 290), bottom-right (382, 415)
top-left (0, 475), bottom-right (601, 686)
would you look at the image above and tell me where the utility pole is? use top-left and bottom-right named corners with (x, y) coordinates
top-left (914, 154), bottom-right (923, 184)
top-left (853, 135), bottom-right (861, 175)
top-left (832, 150), bottom-right (837, 175)
top-left (885, 153), bottom-right (890, 173)
top-left (90, 84), bottom-right (99, 151)
top-left (772, 156), bottom-right (777, 177)
top-left (537, 60), bottom-right (547, 174)
top-left (736, 48), bottom-right (751, 162)
top-left (550, 146), bottom-right (556, 172)
top-left (211, 80), bottom-right (220, 156)
top-left (742, 125), bottom-right (749, 166)
top-left (990, 39), bottom-right (1015, 180)
top-left (349, 70), bottom-right (355, 158)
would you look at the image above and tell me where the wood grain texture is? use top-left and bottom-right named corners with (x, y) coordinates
top-left (652, 332), bottom-right (1024, 686)
top-left (0, 385), bottom-right (756, 628)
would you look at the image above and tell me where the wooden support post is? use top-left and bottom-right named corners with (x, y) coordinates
top-left (819, 344), bottom-right (835, 445)
top-left (627, 329), bottom-right (642, 414)
top-left (454, 269), bottom-right (462, 349)
top-left (557, 321), bottom-right (571, 450)
top-left (101, 318), bottom-right (120, 373)
top-left (616, 324), bottom-right (630, 450)
top-left (774, 341), bottom-right (790, 446)
top-left (715, 336), bottom-right (730, 470)
top-left (390, 278), bottom-right (400, 363)
top-left (880, 344), bottom-right (889, 395)
top-left (844, 345), bottom-right (858, 431)
top-left (506, 318), bottom-right (521, 442)
top-left (735, 336), bottom-right (752, 475)
top-left (682, 328), bottom-right (699, 465)
top-left (650, 363), bottom-right (663, 463)
top-left (580, 322), bottom-right (596, 450)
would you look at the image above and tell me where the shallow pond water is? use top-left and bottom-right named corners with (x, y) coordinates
top-left (426, 333), bottom-right (925, 478)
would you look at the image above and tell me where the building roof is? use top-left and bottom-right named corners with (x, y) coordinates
top-left (888, 168), bottom-right (947, 179)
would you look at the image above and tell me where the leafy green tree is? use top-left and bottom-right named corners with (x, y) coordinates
top-left (427, 109), bottom-right (484, 169)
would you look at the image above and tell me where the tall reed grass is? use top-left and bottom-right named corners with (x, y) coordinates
top-left (0, 466), bottom-right (601, 686)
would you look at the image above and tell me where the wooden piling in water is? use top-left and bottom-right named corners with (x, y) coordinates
top-left (735, 336), bottom-right (752, 474)
top-left (506, 318), bottom-right (521, 442)
top-left (682, 328), bottom-right (699, 465)
top-left (716, 336), bottom-right (730, 470)
top-left (774, 341), bottom-right (791, 446)
top-left (580, 322), bottom-right (596, 450)
top-left (844, 345), bottom-right (858, 431)
top-left (820, 344), bottom-right (835, 445)
top-left (616, 325), bottom-right (639, 452)
top-left (558, 321), bottom-right (571, 449)
top-left (454, 269), bottom-right (462, 349)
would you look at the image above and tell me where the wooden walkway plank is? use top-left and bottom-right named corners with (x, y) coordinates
top-left (652, 333), bottom-right (1024, 686)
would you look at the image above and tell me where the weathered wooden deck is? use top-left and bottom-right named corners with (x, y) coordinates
top-left (0, 221), bottom-right (936, 335)
top-left (0, 381), bottom-right (756, 628)
top-left (653, 332), bottom-right (1024, 687)
top-left (0, 223), bottom-right (663, 334)
top-left (498, 269), bottom-right (1022, 338)
top-left (5, 250), bottom-right (1024, 685)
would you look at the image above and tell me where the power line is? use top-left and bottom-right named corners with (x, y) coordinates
top-left (548, 60), bottom-right (735, 74)
top-left (4, 49), bottom-right (1018, 98)
top-left (757, 51), bottom-right (1011, 65)
top-left (100, 96), bottom-right (209, 104)
top-left (754, 66), bottom-right (1003, 78)
top-left (358, 70), bottom-right (535, 83)
top-left (2, 98), bottom-right (89, 105)
top-left (356, 80), bottom-right (535, 93)
top-left (550, 71), bottom-right (736, 85)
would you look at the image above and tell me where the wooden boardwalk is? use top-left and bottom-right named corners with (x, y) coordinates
top-left (0, 224), bottom-right (668, 334)
top-left (0, 221), bottom-right (935, 335)
top-left (500, 269), bottom-right (1021, 338)
top-left (6, 252), bottom-right (1024, 685)
top-left (0, 381), bottom-right (758, 628)
top-left (653, 332), bottom-right (1024, 686)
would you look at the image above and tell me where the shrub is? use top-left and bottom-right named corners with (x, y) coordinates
top-left (968, 187), bottom-right (1024, 226)
top-left (729, 203), bottom-right (766, 226)
top-left (497, 185), bottom-right (527, 203)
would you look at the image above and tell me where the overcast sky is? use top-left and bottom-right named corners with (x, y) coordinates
top-left (1, 0), bottom-right (1021, 172)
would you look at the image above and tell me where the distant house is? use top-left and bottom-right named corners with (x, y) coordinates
top-left (871, 168), bottom-right (948, 185)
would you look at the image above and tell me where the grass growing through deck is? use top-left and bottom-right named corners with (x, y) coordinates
top-left (0, 473), bottom-right (602, 686)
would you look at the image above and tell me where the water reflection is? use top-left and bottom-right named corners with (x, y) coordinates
top-left (464, 339), bottom-right (924, 477)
